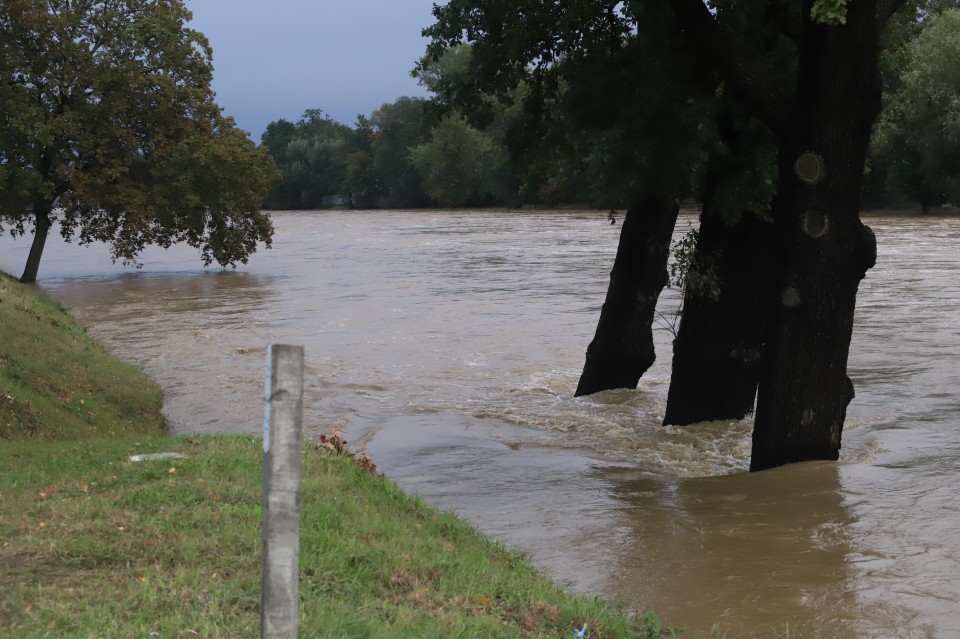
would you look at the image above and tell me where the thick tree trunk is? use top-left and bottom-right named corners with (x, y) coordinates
top-left (750, 1), bottom-right (881, 471)
top-left (575, 196), bottom-right (679, 397)
top-left (19, 203), bottom-right (53, 284)
top-left (666, 0), bottom-right (903, 470)
top-left (664, 101), bottom-right (777, 425)
top-left (663, 206), bottom-right (773, 425)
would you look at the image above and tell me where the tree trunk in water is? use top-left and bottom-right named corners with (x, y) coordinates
top-left (750, 2), bottom-right (881, 471)
top-left (19, 204), bottom-right (53, 284)
top-left (574, 196), bottom-right (679, 397)
top-left (663, 207), bottom-right (773, 425)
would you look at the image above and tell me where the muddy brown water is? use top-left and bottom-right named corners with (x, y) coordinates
top-left (3, 210), bottom-right (958, 638)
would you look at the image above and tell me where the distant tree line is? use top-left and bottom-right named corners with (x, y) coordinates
top-left (260, 45), bottom-right (699, 211)
top-left (260, 95), bottom-right (613, 211)
top-left (261, 9), bottom-right (960, 214)
top-left (261, 100), bottom-right (498, 210)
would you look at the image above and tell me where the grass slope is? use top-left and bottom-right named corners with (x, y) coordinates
top-left (0, 272), bottom-right (167, 441)
top-left (2, 436), bottom-right (663, 638)
top-left (0, 273), bottom-right (676, 638)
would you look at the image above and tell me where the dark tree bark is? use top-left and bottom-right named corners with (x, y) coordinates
top-left (663, 105), bottom-right (776, 426)
top-left (18, 148), bottom-right (58, 284)
top-left (575, 195), bottom-right (679, 397)
top-left (750, 0), bottom-right (882, 470)
top-left (663, 203), bottom-right (773, 425)
top-left (19, 203), bottom-right (53, 284)
top-left (667, 0), bottom-right (900, 470)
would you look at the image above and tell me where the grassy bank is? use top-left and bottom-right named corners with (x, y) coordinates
top-left (0, 273), bottom-right (675, 638)
top-left (0, 272), bottom-right (167, 441)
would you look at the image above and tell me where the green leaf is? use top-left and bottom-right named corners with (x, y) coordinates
top-left (811, 0), bottom-right (849, 25)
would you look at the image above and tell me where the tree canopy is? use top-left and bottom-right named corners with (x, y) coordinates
top-left (262, 103), bottom-right (434, 210)
top-left (419, 1), bottom-right (716, 206)
top-left (410, 113), bottom-right (498, 207)
top-left (0, 0), bottom-right (277, 282)
top-left (872, 8), bottom-right (960, 212)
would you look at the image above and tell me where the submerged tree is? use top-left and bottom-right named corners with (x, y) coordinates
top-left (667, 0), bottom-right (908, 469)
top-left (422, 1), bottom-right (713, 398)
top-left (424, 0), bottom-right (913, 471)
top-left (663, 109), bottom-right (778, 425)
top-left (667, 0), bottom-right (957, 427)
top-left (0, 0), bottom-right (277, 283)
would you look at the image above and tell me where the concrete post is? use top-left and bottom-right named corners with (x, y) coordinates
top-left (261, 344), bottom-right (304, 639)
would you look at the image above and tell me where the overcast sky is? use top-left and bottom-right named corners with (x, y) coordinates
top-left (186, 0), bottom-right (441, 141)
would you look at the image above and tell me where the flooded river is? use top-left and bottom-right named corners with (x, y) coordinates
top-left (2, 210), bottom-right (958, 637)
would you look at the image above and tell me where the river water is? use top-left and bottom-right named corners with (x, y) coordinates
top-left (2, 210), bottom-right (958, 638)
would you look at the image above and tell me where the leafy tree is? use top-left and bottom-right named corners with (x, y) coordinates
top-left (278, 109), bottom-right (355, 209)
top-left (410, 114), bottom-right (498, 207)
top-left (260, 118), bottom-right (302, 209)
top-left (263, 102), bottom-right (431, 210)
top-left (367, 97), bottom-right (432, 208)
top-left (342, 116), bottom-right (383, 209)
top-left (413, 44), bottom-right (474, 104)
top-left (0, 0), bottom-right (277, 282)
top-left (285, 136), bottom-right (346, 208)
top-left (416, 46), bottom-right (525, 206)
top-left (872, 8), bottom-right (960, 213)
top-left (663, 107), bottom-right (778, 426)
top-left (261, 119), bottom-right (298, 164)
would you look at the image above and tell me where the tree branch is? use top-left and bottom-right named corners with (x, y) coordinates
top-left (664, 0), bottom-right (792, 132)
top-left (876, 0), bottom-right (909, 26)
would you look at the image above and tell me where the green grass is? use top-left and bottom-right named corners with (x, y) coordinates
top-left (0, 271), bottom-right (692, 638)
top-left (1, 436), bottom-right (670, 638)
top-left (0, 271), bottom-right (167, 441)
